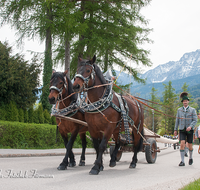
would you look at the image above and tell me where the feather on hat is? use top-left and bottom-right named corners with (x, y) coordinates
top-left (180, 92), bottom-right (189, 102)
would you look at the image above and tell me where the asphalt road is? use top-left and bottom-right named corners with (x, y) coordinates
top-left (0, 144), bottom-right (200, 190)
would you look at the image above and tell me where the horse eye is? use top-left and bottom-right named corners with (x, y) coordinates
top-left (87, 69), bottom-right (90, 73)
top-left (59, 82), bottom-right (63, 85)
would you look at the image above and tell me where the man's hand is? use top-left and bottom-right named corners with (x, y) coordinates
top-left (174, 130), bottom-right (177, 136)
top-left (186, 126), bottom-right (192, 131)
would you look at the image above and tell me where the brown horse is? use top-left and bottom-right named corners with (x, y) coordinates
top-left (73, 55), bottom-right (144, 175)
top-left (48, 70), bottom-right (88, 170)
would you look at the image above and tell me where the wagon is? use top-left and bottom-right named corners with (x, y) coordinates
top-left (108, 127), bottom-right (179, 164)
top-left (108, 127), bottom-right (161, 164)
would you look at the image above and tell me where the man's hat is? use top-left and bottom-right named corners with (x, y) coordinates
top-left (180, 92), bottom-right (189, 102)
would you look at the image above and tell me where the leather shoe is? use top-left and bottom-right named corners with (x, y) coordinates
top-left (184, 153), bottom-right (188, 157)
top-left (189, 159), bottom-right (193, 165)
top-left (179, 161), bottom-right (185, 166)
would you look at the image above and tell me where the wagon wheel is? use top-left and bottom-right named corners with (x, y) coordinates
top-left (110, 145), bottom-right (123, 162)
top-left (145, 138), bottom-right (157, 164)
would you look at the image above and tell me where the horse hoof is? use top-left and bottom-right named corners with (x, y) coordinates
top-left (100, 165), bottom-right (104, 171)
top-left (68, 161), bottom-right (76, 167)
top-left (79, 160), bottom-right (85, 166)
top-left (129, 163), bottom-right (136, 169)
top-left (89, 169), bottom-right (99, 175)
top-left (109, 161), bottom-right (116, 167)
top-left (57, 165), bottom-right (67, 170)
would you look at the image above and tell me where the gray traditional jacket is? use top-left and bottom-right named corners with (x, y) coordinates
top-left (174, 106), bottom-right (197, 131)
top-left (195, 125), bottom-right (200, 138)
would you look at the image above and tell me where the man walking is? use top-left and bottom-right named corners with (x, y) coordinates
top-left (174, 92), bottom-right (197, 166)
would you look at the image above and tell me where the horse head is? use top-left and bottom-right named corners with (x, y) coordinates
top-left (48, 70), bottom-right (69, 104)
top-left (73, 55), bottom-right (96, 92)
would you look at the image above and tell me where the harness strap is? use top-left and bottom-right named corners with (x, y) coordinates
top-left (115, 93), bottom-right (131, 143)
top-left (135, 100), bottom-right (141, 134)
top-left (110, 101), bottom-right (134, 126)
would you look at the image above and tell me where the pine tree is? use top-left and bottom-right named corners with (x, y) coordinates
top-left (18, 108), bottom-right (24, 122)
top-left (162, 81), bottom-right (177, 134)
top-left (43, 109), bottom-right (51, 124)
top-left (70, 1), bottom-right (152, 83)
top-left (24, 109), bottom-right (29, 123)
top-left (37, 104), bottom-right (44, 124)
top-left (28, 106), bottom-right (34, 123)
top-left (6, 101), bottom-right (19, 122)
top-left (147, 86), bottom-right (162, 132)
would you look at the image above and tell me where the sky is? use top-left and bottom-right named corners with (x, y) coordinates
top-left (0, 0), bottom-right (200, 73)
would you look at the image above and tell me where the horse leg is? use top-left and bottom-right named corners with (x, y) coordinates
top-left (79, 133), bottom-right (87, 166)
top-left (57, 135), bottom-right (70, 170)
top-left (109, 132), bottom-right (120, 167)
top-left (57, 132), bottom-right (78, 170)
top-left (109, 142), bottom-right (120, 167)
top-left (68, 149), bottom-right (76, 167)
top-left (130, 130), bottom-right (143, 168)
top-left (89, 136), bottom-right (107, 175)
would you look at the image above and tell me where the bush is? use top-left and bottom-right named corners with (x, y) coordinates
top-left (0, 120), bottom-right (93, 149)
top-left (0, 120), bottom-right (64, 149)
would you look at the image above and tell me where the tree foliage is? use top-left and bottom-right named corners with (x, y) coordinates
top-left (0, 41), bottom-right (41, 109)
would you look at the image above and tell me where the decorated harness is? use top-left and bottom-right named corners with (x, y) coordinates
top-left (74, 62), bottom-right (142, 144)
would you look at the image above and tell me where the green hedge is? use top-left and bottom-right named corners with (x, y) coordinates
top-left (0, 121), bottom-right (64, 149)
top-left (0, 120), bottom-right (93, 149)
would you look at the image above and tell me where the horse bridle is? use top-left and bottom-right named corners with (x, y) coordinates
top-left (74, 61), bottom-right (96, 88)
top-left (49, 74), bottom-right (68, 99)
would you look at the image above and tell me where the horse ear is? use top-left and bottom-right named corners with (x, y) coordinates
top-left (78, 56), bottom-right (82, 63)
top-left (64, 69), bottom-right (69, 76)
top-left (52, 69), bottom-right (56, 74)
top-left (91, 55), bottom-right (96, 64)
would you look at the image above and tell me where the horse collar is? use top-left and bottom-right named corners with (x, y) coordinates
top-left (51, 93), bottom-right (81, 117)
top-left (80, 83), bottom-right (113, 113)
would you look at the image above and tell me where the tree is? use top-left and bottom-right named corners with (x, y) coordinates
top-left (44, 109), bottom-right (51, 124)
top-left (18, 108), bottom-right (24, 122)
top-left (70, 1), bottom-right (152, 83)
top-left (28, 106), bottom-right (34, 123)
top-left (37, 104), bottom-right (44, 124)
top-left (144, 86), bottom-right (162, 132)
top-left (0, 41), bottom-right (41, 109)
top-left (24, 109), bottom-right (29, 123)
top-left (162, 81), bottom-right (177, 133)
top-left (6, 101), bottom-right (19, 122)
top-left (0, 0), bottom-right (55, 111)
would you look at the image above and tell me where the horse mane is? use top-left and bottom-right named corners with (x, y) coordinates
top-left (51, 72), bottom-right (77, 101)
top-left (66, 76), bottom-right (78, 101)
top-left (93, 64), bottom-right (107, 84)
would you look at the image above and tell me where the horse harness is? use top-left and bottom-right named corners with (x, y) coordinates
top-left (75, 65), bottom-right (141, 144)
top-left (50, 73), bottom-right (84, 118)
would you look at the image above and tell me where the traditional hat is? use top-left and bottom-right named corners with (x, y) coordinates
top-left (180, 92), bottom-right (189, 102)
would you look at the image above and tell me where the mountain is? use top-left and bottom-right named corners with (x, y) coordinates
top-left (115, 49), bottom-right (200, 99)
top-left (130, 74), bottom-right (200, 99)
top-left (143, 49), bottom-right (200, 84)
